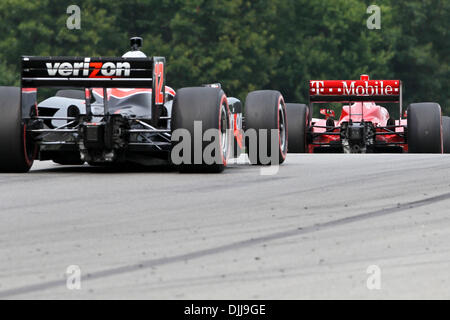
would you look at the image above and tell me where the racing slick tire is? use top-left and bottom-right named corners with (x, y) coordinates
top-left (443, 116), bottom-right (450, 154)
top-left (407, 102), bottom-right (443, 153)
top-left (171, 87), bottom-right (232, 173)
top-left (286, 103), bottom-right (308, 153)
top-left (244, 90), bottom-right (287, 165)
top-left (0, 86), bottom-right (35, 172)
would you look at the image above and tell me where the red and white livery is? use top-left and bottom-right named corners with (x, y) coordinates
top-left (286, 75), bottom-right (447, 154)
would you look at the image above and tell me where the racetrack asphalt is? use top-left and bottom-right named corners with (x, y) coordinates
top-left (1, 154), bottom-right (450, 299)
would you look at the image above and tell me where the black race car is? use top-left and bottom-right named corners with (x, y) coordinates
top-left (0, 38), bottom-right (288, 173)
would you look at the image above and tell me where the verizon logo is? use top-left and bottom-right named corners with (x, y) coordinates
top-left (311, 80), bottom-right (399, 96)
top-left (46, 58), bottom-right (131, 78)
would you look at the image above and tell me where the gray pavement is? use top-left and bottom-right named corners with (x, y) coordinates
top-left (1, 154), bottom-right (450, 299)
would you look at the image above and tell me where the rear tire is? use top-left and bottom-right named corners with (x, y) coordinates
top-left (443, 116), bottom-right (450, 154)
top-left (407, 102), bottom-right (442, 153)
top-left (244, 90), bottom-right (287, 164)
top-left (0, 86), bottom-right (34, 172)
top-left (286, 103), bottom-right (308, 153)
top-left (171, 87), bottom-right (231, 173)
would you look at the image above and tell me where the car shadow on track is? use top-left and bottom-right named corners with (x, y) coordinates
top-left (30, 163), bottom-right (179, 174)
top-left (28, 158), bottom-right (255, 175)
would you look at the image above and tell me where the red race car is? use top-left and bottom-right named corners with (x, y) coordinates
top-left (287, 75), bottom-right (450, 154)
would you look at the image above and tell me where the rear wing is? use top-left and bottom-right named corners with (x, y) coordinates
top-left (308, 74), bottom-right (403, 119)
top-left (21, 56), bottom-right (166, 124)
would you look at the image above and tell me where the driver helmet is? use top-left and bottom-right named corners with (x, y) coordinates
top-left (122, 37), bottom-right (147, 58)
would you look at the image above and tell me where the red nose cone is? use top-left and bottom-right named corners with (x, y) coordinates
top-left (360, 74), bottom-right (369, 81)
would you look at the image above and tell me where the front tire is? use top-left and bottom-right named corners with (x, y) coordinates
top-left (407, 102), bottom-right (442, 153)
top-left (286, 103), bottom-right (308, 153)
top-left (244, 90), bottom-right (287, 164)
top-left (442, 116), bottom-right (450, 154)
top-left (0, 86), bottom-right (34, 172)
top-left (171, 87), bottom-right (231, 173)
